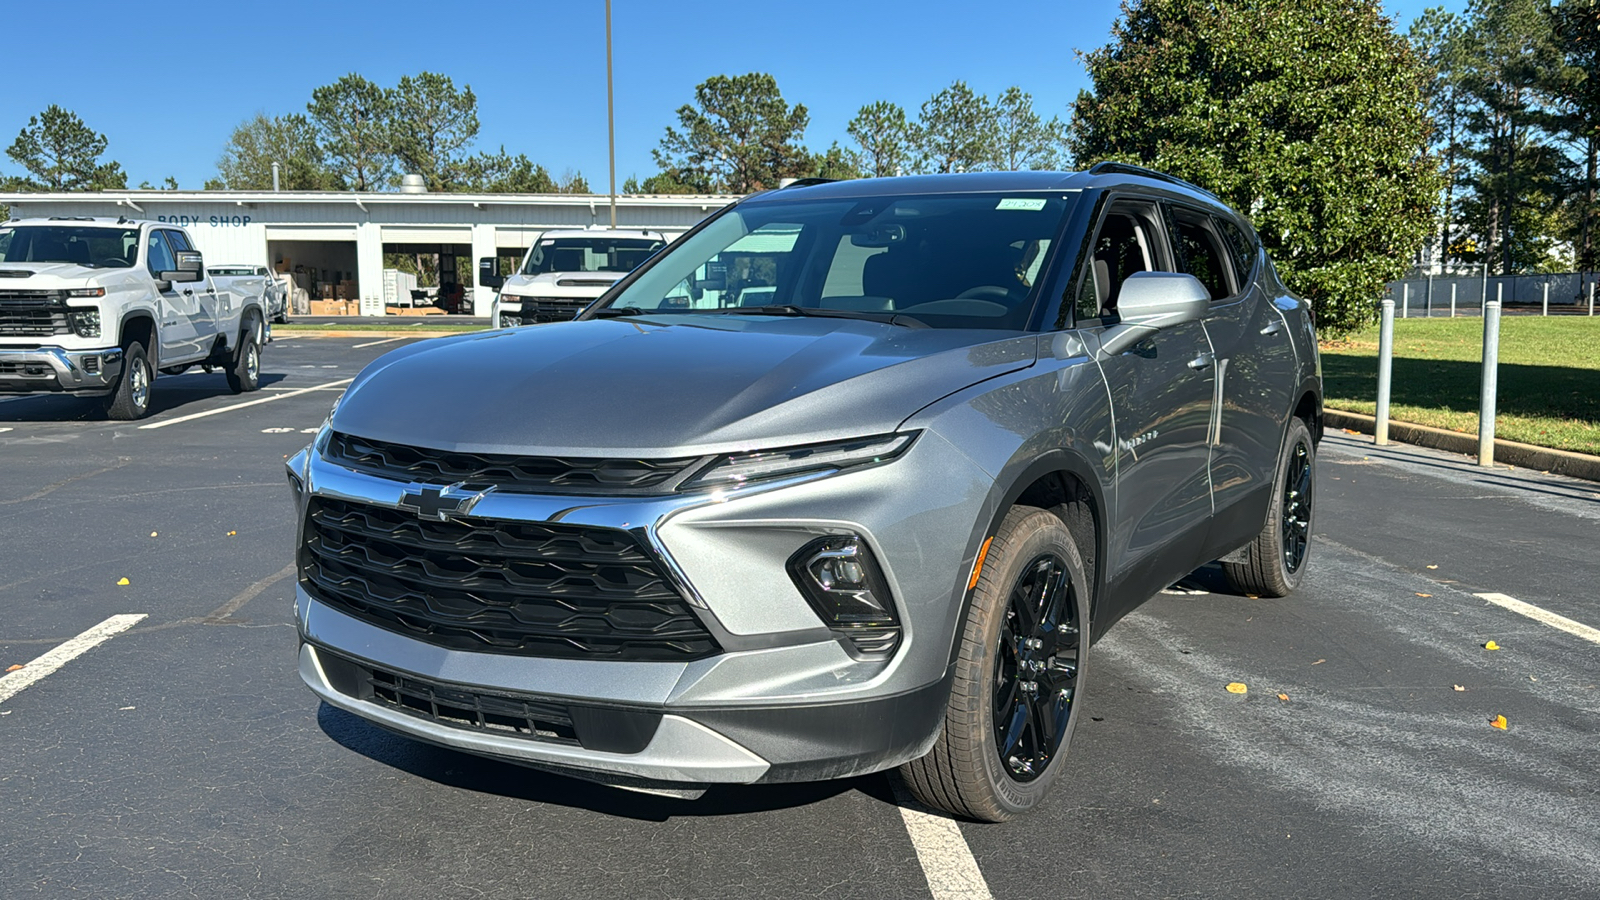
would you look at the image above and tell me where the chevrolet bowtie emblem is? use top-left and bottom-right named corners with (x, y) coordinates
top-left (397, 482), bottom-right (493, 521)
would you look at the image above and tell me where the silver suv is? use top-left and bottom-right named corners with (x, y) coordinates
top-left (288, 166), bottom-right (1321, 821)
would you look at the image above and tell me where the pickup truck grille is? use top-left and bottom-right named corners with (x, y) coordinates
top-left (324, 431), bottom-right (702, 494)
top-left (521, 298), bottom-right (587, 323)
top-left (300, 497), bottom-right (719, 661)
top-left (0, 291), bottom-right (69, 337)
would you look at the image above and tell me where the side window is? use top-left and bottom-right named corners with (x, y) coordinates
top-left (1213, 216), bottom-right (1257, 287)
top-left (1075, 200), bottom-right (1165, 320)
top-left (146, 231), bottom-right (176, 277)
top-left (1171, 211), bottom-right (1233, 301)
top-left (164, 230), bottom-right (193, 253)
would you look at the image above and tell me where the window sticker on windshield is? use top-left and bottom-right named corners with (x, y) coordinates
top-left (996, 198), bottom-right (1048, 211)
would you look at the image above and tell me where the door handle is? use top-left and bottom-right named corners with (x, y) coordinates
top-left (1260, 321), bottom-right (1282, 336)
top-left (1188, 352), bottom-right (1215, 370)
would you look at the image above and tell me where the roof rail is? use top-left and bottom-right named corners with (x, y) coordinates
top-left (780, 177), bottom-right (836, 189)
top-left (1087, 162), bottom-right (1216, 198)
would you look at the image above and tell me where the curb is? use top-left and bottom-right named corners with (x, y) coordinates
top-left (273, 329), bottom-right (476, 339)
top-left (1324, 409), bottom-right (1600, 483)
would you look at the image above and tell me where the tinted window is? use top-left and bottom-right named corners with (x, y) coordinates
top-left (1213, 216), bottom-right (1257, 286)
top-left (0, 225), bottom-right (139, 268)
top-left (1172, 212), bottom-right (1232, 301)
top-left (146, 231), bottom-right (177, 276)
top-left (600, 192), bottom-right (1076, 330)
top-left (164, 230), bottom-right (193, 253)
top-left (522, 237), bottom-right (666, 275)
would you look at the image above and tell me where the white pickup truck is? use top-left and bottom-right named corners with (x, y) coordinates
top-left (0, 217), bottom-right (269, 419)
top-left (479, 228), bottom-right (667, 327)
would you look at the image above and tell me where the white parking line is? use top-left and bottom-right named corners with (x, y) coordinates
top-left (352, 337), bottom-right (406, 349)
top-left (889, 774), bottom-right (994, 900)
top-left (137, 378), bottom-right (353, 430)
top-left (1475, 592), bottom-right (1600, 645)
top-left (0, 614), bottom-right (147, 704)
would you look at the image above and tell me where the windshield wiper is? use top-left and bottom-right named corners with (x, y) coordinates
top-left (713, 305), bottom-right (929, 328)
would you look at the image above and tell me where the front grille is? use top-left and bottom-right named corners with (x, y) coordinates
top-left (314, 648), bottom-right (662, 752)
top-left (0, 360), bottom-right (52, 377)
top-left (300, 497), bottom-right (719, 661)
top-left (524, 298), bottom-right (587, 323)
top-left (324, 431), bottom-right (702, 494)
top-left (0, 291), bottom-right (68, 337)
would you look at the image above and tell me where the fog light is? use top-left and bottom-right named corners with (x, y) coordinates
top-left (788, 535), bottom-right (900, 657)
top-left (82, 355), bottom-right (100, 374)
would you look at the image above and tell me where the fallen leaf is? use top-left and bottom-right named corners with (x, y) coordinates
top-left (227, 531), bottom-right (237, 536)
top-left (0, 710), bottom-right (10, 716)
top-left (1312, 659), bottom-right (1326, 665)
top-left (1342, 428), bottom-right (1359, 435)
top-left (116, 577), bottom-right (130, 586)
top-left (1225, 682), bottom-right (1248, 694)
top-left (1277, 693), bottom-right (1290, 702)
top-left (1490, 715), bottom-right (1508, 730)
top-left (1484, 640), bottom-right (1500, 651)
top-left (5, 664), bottom-right (22, 673)
top-left (1453, 685), bottom-right (1466, 692)
top-left (150, 531), bottom-right (158, 538)
top-left (1415, 593), bottom-right (1432, 598)
top-left (1426, 564), bottom-right (1439, 570)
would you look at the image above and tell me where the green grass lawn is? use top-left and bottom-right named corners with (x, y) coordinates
top-left (1320, 316), bottom-right (1600, 456)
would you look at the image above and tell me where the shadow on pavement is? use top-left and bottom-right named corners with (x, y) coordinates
top-left (0, 372), bottom-right (288, 422)
top-left (317, 702), bottom-right (889, 820)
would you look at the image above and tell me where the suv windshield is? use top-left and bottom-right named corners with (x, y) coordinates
top-left (521, 237), bottom-right (665, 275)
top-left (0, 225), bottom-right (140, 268)
top-left (593, 192), bottom-right (1075, 330)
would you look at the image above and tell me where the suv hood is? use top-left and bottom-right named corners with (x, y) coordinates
top-left (333, 316), bottom-right (1038, 457)
top-left (0, 262), bottom-right (104, 284)
top-left (503, 271), bottom-right (623, 296)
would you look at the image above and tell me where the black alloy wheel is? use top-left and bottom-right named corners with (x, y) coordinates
top-left (993, 553), bottom-right (1081, 782)
top-left (1280, 439), bottom-right (1312, 574)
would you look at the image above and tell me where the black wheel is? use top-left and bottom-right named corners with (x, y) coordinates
top-left (101, 341), bottom-right (153, 421)
top-left (1223, 417), bottom-right (1315, 597)
top-left (900, 506), bottom-right (1090, 822)
top-left (225, 324), bottom-right (261, 394)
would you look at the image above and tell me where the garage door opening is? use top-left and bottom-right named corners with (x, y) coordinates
top-left (383, 242), bottom-right (473, 315)
top-left (269, 239), bottom-right (358, 316)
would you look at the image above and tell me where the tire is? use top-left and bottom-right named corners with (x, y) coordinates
top-left (101, 341), bottom-right (153, 421)
top-left (1222, 417), bottom-right (1315, 597)
top-left (225, 324), bottom-right (261, 394)
top-left (900, 506), bottom-right (1091, 822)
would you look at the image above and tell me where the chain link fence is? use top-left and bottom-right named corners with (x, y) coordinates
top-left (1384, 273), bottom-right (1600, 317)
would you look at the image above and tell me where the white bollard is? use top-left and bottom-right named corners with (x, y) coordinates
top-left (1543, 281), bottom-right (1549, 316)
top-left (1402, 283), bottom-right (1409, 319)
top-left (1479, 301), bottom-right (1501, 467)
top-left (1451, 283), bottom-right (1457, 318)
top-left (1376, 299), bottom-right (1395, 446)
top-left (1590, 281), bottom-right (1595, 317)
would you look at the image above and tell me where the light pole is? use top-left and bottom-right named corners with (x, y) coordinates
top-left (606, 0), bottom-right (617, 229)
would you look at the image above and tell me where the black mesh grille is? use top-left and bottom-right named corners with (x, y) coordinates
top-left (525, 298), bottom-right (587, 323)
top-left (324, 431), bottom-right (701, 494)
top-left (0, 291), bottom-right (68, 337)
top-left (300, 497), bottom-right (718, 661)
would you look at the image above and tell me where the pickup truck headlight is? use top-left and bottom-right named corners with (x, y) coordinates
top-left (68, 309), bottom-right (101, 338)
top-left (684, 432), bottom-right (916, 489)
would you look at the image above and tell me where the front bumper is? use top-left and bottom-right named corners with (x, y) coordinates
top-left (0, 346), bottom-right (123, 395)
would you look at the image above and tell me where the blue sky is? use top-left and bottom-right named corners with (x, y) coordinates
top-left (2, 0), bottom-right (1460, 190)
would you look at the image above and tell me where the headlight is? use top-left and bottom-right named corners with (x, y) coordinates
top-left (68, 309), bottom-right (101, 338)
top-left (498, 293), bottom-right (526, 307)
top-left (788, 534), bottom-right (900, 657)
top-left (684, 432), bottom-right (916, 489)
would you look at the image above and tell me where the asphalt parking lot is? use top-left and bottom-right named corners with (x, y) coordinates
top-left (2, 334), bottom-right (1597, 899)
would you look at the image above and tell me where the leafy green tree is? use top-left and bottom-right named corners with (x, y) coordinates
top-left (460, 148), bottom-right (557, 193)
top-left (991, 87), bottom-right (1067, 171)
top-left (390, 72), bottom-right (480, 191)
top-left (804, 143), bottom-right (862, 181)
top-left (652, 73), bottom-right (811, 192)
top-left (623, 171), bottom-right (698, 194)
top-left (847, 101), bottom-right (916, 177)
top-left (1547, 0), bottom-right (1600, 271)
top-left (212, 113), bottom-right (336, 190)
top-left (308, 74), bottom-right (394, 191)
top-left (5, 105), bottom-right (126, 191)
top-left (914, 81), bottom-right (995, 174)
top-left (1409, 8), bottom-right (1472, 271)
top-left (555, 168), bottom-right (591, 193)
top-left (1070, 0), bottom-right (1442, 335)
top-left (1452, 0), bottom-right (1566, 274)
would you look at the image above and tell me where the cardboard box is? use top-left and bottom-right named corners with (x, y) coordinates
top-left (274, 256), bottom-right (291, 274)
top-left (309, 300), bottom-right (353, 316)
top-left (387, 305), bottom-right (445, 316)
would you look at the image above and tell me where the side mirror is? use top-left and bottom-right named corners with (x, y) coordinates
top-left (161, 250), bottom-right (204, 283)
top-left (479, 257), bottom-right (504, 290)
top-left (1098, 272), bottom-right (1210, 356)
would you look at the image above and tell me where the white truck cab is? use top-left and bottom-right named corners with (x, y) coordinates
top-left (0, 217), bottom-right (269, 419)
top-left (479, 228), bottom-right (667, 327)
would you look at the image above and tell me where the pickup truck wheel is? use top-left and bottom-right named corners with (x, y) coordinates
top-left (101, 342), bottom-right (153, 421)
top-left (1222, 417), bottom-right (1315, 598)
top-left (900, 506), bottom-right (1089, 822)
top-left (225, 329), bottom-right (261, 394)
